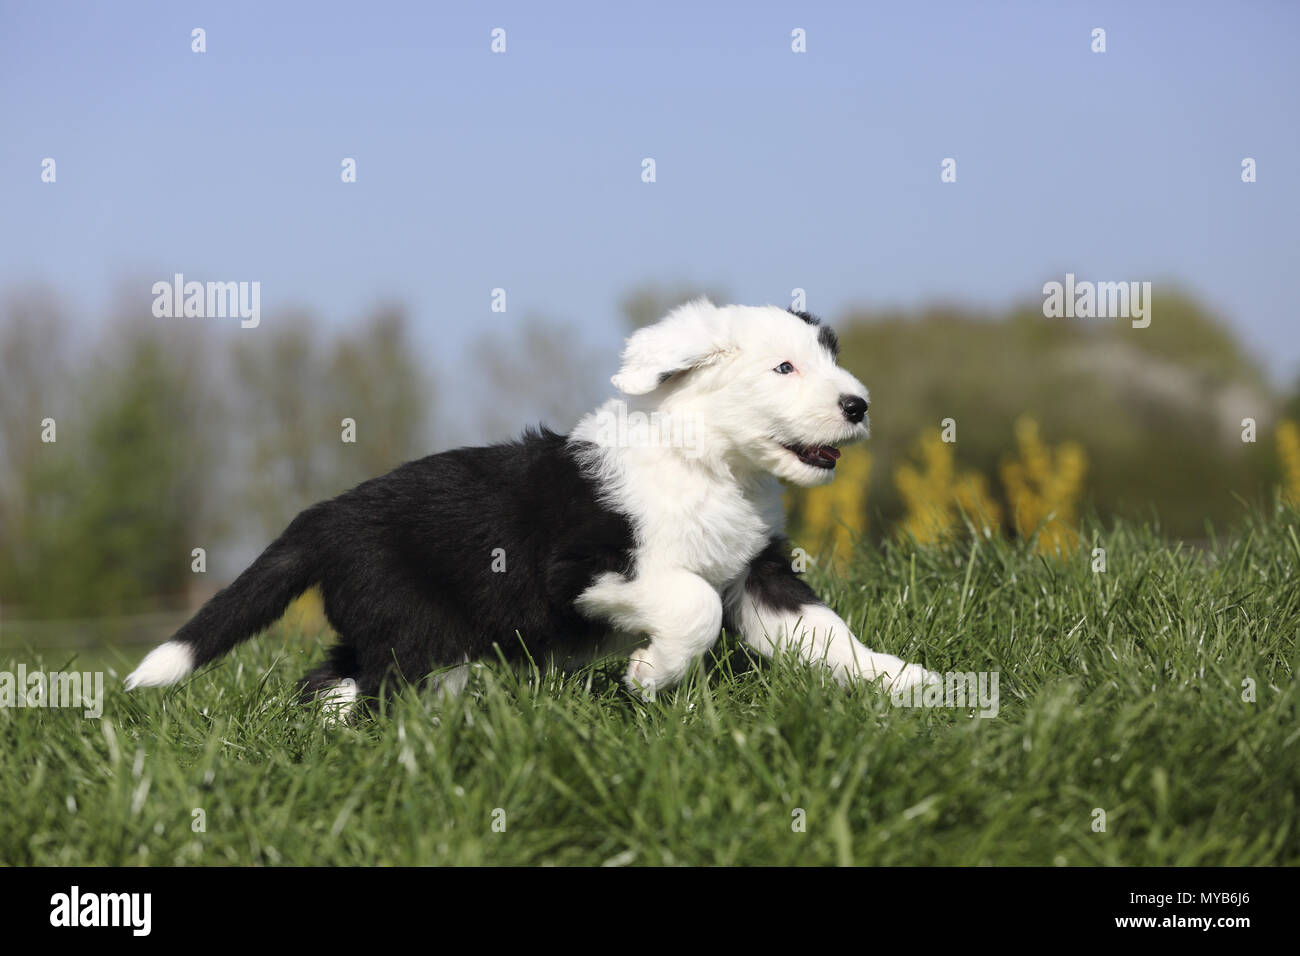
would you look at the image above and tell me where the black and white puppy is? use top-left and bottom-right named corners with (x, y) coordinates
top-left (126, 300), bottom-right (938, 718)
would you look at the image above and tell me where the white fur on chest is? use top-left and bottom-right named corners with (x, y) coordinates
top-left (634, 464), bottom-right (771, 587)
top-left (571, 410), bottom-right (783, 590)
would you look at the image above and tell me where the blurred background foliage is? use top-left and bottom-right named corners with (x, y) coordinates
top-left (1, 281), bottom-right (1298, 652)
top-left (786, 289), bottom-right (1292, 564)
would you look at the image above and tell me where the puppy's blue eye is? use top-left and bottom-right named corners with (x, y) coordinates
top-left (774, 362), bottom-right (795, 374)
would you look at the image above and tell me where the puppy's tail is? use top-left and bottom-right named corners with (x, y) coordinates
top-left (125, 507), bottom-right (326, 690)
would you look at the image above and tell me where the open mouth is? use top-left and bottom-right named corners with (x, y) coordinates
top-left (782, 442), bottom-right (841, 470)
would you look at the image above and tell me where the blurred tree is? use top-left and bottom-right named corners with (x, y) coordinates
top-left (466, 314), bottom-right (608, 441)
top-left (232, 307), bottom-right (431, 539)
top-left (814, 289), bottom-right (1278, 539)
top-left (1281, 375), bottom-right (1300, 425)
top-left (3, 318), bottom-right (215, 618)
top-left (231, 315), bottom-right (331, 535)
top-left (330, 307), bottom-right (429, 487)
top-left (0, 287), bottom-right (71, 605)
top-left (461, 286), bottom-right (736, 445)
top-left (620, 283), bottom-right (732, 332)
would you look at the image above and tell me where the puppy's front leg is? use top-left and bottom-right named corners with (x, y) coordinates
top-left (577, 569), bottom-right (723, 700)
top-left (728, 538), bottom-right (938, 691)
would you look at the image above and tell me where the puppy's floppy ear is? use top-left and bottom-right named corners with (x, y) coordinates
top-left (611, 298), bottom-right (730, 395)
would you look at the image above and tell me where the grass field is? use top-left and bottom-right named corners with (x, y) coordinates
top-left (3, 508), bottom-right (1298, 866)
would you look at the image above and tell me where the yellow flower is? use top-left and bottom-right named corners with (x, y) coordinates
top-left (999, 416), bottom-right (1087, 557)
top-left (282, 586), bottom-right (329, 638)
top-left (800, 447), bottom-right (872, 565)
top-left (894, 429), bottom-right (1001, 545)
top-left (1278, 420), bottom-right (1300, 506)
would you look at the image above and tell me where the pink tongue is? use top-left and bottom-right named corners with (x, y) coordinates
top-left (820, 447), bottom-right (841, 461)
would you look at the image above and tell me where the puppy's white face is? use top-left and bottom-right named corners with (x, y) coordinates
top-left (712, 308), bottom-right (870, 486)
top-left (611, 300), bottom-right (871, 487)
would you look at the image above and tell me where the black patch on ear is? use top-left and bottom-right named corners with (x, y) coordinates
top-left (787, 308), bottom-right (841, 359)
top-left (818, 325), bottom-right (840, 358)
top-left (657, 369), bottom-right (682, 385)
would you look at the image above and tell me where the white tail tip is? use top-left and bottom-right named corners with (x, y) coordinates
top-left (124, 642), bottom-right (195, 690)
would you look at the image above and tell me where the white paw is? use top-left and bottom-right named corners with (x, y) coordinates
top-left (320, 678), bottom-right (358, 726)
top-left (624, 650), bottom-right (659, 701)
top-left (885, 662), bottom-right (941, 693)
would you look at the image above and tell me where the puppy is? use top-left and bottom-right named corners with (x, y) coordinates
top-left (126, 300), bottom-right (938, 716)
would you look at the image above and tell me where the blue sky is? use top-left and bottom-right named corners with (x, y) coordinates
top-left (3, 1), bottom-right (1298, 381)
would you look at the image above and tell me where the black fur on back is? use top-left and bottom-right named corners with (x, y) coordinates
top-left (172, 428), bottom-right (635, 701)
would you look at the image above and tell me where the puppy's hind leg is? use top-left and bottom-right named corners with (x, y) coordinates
top-left (423, 655), bottom-right (471, 699)
top-left (299, 642), bottom-right (363, 725)
top-left (578, 570), bottom-right (723, 701)
top-left (319, 574), bottom-right (455, 711)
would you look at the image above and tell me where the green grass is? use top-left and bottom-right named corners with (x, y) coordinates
top-left (3, 508), bottom-right (1298, 866)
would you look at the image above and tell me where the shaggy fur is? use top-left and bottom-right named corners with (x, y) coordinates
top-left (126, 300), bottom-right (938, 715)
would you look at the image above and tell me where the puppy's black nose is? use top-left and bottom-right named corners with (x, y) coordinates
top-left (839, 395), bottom-right (868, 424)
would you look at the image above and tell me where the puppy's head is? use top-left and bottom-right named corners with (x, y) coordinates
top-left (611, 299), bottom-right (870, 486)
